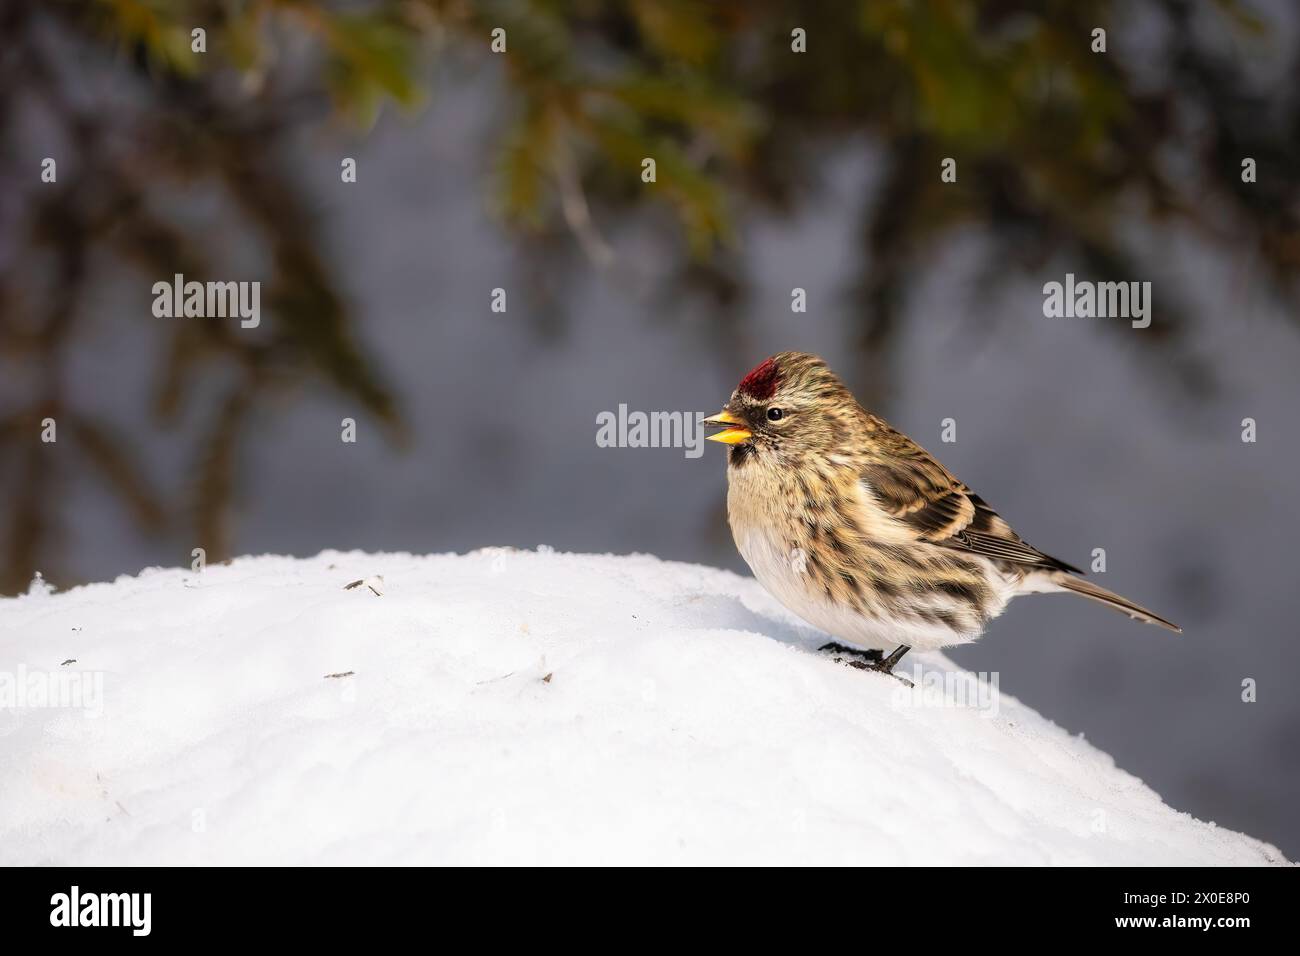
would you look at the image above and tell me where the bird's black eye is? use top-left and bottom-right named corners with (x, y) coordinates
top-left (766, 407), bottom-right (784, 421)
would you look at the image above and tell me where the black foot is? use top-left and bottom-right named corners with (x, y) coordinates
top-left (818, 641), bottom-right (883, 663)
top-left (834, 644), bottom-right (913, 687)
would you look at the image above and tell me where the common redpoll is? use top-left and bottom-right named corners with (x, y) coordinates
top-left (705, 352), bottom-right (1180, 677)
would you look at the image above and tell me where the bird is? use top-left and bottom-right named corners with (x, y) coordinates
top-left (703, 351), bottom-right (1180, 680)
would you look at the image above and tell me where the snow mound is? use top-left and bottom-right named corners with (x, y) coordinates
top-left (0, 549), bottom-right (1286, 865)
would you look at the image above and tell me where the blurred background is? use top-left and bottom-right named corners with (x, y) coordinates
top-left (2, 1), bottom-right (1297, 857)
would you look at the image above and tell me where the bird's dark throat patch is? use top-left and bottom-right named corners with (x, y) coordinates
top-left (728, 443), bottom-right (755, 466)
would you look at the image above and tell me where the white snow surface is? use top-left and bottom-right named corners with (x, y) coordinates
top-left (0, 549), bottom-right (1287, 866)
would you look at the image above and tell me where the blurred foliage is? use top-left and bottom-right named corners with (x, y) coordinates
top-left (0, 0), bottom-right (1296, 591)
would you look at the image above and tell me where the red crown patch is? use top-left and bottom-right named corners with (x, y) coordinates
top-left (737, 357), bottom-right (781, 399)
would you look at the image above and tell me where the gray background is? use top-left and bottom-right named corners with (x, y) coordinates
top-left (37, 71), bottom-right (1300, 859)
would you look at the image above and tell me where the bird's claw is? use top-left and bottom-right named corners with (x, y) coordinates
top-left (837, 657), bottom-right (915, 687)
top-left (823, 641), bottom-right (913, 687)
top-left (818, 641), bottom-right (883, 663)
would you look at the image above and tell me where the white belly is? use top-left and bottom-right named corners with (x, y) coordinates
top-left (734, 526), bottom-right (1004, 652)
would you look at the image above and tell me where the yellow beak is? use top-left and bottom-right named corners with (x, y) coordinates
top-left (703, 408), bottom-right (752, 445)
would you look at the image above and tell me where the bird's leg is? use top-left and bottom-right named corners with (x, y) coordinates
top-left (877, 644), bottom-right (911, 673)
top-left (818, 641), bottom-right (883, 663)
top-left (839, 643), bottom-right (913, 687)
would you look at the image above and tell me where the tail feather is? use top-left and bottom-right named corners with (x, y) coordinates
top-left (1053, 574), bottom-right (1182, 633)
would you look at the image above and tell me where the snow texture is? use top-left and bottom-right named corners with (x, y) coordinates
top-left (0, 549), bottom-right (1287, 866)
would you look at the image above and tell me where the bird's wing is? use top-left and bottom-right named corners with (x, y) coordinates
top-left (859, 418), bottom-right (1083, 575)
